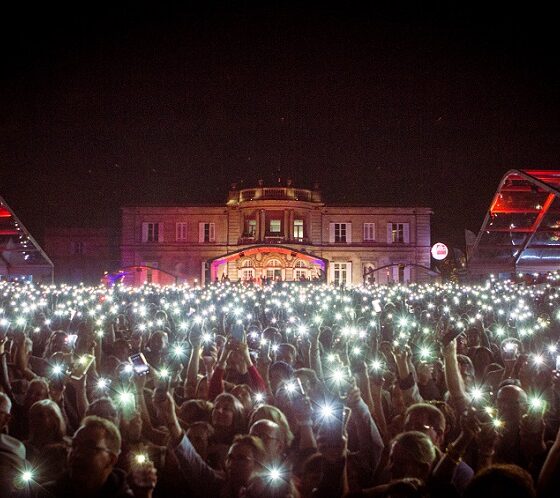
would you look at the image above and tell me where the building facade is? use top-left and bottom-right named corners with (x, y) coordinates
top-left (43, 227), bottom-right (120, 284)
top-left (120, 183), bottom-right (432, 285)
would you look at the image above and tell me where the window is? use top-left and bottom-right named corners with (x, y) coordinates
top-left (142, 223), bottom-right (164, 243)
top-left (265, 259), bottom-right (283, 280)
top-left (245, 219), bottom-right (257, 237)
top-left (198, 222), bottom-right (215, 243)
top-left (294, 260), bottom-right (308, 280)
top-left (332, 262), bottom-right (351, 286)
top-left (293, 219), bottom-right (304, 239)
top-left (362, 263), bottom-right (376, 284)
top-left (329, 223), bottom-right (351, 243)
top-left (387, 223), bottom-right (410, 244)
top-left (363, 223), bottom-right (376, 242)
top-left (176, 223), bottom-right (188, 241)
top-left (391, 264), bottom-right (410, 283)
top-left (72, 241), bottom-right (84, 255)
top-left (241, 259), bottom-right (255, 281)
top-left (269, 219), bottom-right (281, 233)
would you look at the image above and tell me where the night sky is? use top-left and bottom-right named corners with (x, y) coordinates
top-left (1, 3), bottom-right (559, 249)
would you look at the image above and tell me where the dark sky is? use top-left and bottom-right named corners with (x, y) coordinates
top-left (1, 3), bottom-right (559, 249)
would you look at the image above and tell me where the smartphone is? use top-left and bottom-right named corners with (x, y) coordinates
top-left (232, 322), bottom-right (244, 342)
top-left (556, 355), bottom-right (560, 371)
top-left (372, 300), bottom-right (382, 313)
top-left (66, 334), bottom-right (78, 349)
top-left (502, 342), bottom-right (519, 361)
top-left (318, 400), bottom-right (345, 443)
top-left (442, 328), bottom-right (463, 347)
top-left (129, 352), bottom-right (150, 375)
top-left (69, 353), bottom-right (95, 380)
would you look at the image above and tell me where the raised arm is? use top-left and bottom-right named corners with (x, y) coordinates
top-left (443, 339), bottom-right (469, 414)
top-left (309, 327), bottom-right (324, 380)
top-left (154, 392), bottom-right (223, 498)
top-left (185, 331), bottom-right (202, 399)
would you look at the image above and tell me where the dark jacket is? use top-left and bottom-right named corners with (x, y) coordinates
top-left (39, 468), bottom-right (134, 498)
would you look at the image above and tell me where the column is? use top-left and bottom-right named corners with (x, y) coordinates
top-left (259, 210), bottom-right (266, 241)
top-left (289, 210), bottom-right (294, 240)
top-left (284, 210), bottom-right (289, 240)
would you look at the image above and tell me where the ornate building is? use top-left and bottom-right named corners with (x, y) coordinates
top-left (120, 182), bottom-right (432, 286)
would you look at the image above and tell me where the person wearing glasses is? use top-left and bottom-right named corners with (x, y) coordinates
top-left (39, 416), bottom-right (156, 498)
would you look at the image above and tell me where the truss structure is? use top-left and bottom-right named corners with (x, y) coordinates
top-left (469, 169), bottom-right (560, 276)
top-left (0, 194), bottom-right (53, 282)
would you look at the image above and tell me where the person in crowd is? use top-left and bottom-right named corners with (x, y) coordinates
top-left (2, 277), bottom-right (560, 497)
top-left (39, 415), bottom-right (156, 498)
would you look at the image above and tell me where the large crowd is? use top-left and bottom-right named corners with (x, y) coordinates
top-left (2, 276), bottom-right (560, 497)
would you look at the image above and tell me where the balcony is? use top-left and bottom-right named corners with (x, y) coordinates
top-left (237, 235), bottom-right (310, 245)
top-left (229, 185), bottom-right (322, 204)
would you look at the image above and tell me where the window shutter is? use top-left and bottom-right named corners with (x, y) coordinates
top-left (158, 223), bottom-right (164, 242)
top-left (141, 223), bottom-right (148, 242)
top-left (198, 223), bottom-right (204, 243)
top-left (392, 265), bottom-right (399, 281)
top-left (329, 223), bottom-right (335, 243)
top-left (209, 223), bottom-right (215, 242)
top-left (404, 266), bottom-right (411, 283)
top-left (328, 266), bottom-right (333, 284)
top-left (346, 223), bottom-right (352, 243)
top-left (387, 224), bottom-right (393, 244)
top-left (404, 223), bottom-right (410, 244)
top-left (346, 262), bottom-right (352, 284)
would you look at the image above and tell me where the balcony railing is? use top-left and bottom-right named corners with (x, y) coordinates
top-left (235, 187), bottom-right (317, 203)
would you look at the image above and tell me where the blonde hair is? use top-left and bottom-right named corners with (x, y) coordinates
top-left (29, 399), bottom-right (66, 442)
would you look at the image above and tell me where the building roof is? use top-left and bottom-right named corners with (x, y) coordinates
top-left (469, 169), bottom-right (560, 273)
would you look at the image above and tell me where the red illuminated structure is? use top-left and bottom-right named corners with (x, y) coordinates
top-left (469, 170), bottom-right (560, 277)
top-left (0, 194), bottom-right (54, 282)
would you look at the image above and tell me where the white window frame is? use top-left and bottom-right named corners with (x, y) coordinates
top-left (198, 222), bottom-right (215, 243)
top-left (329, 222), bottom-right (352, 243)
top-left (269, 219), bottom-right (282, 233)
top-left (293, 219), bottom-right (304, 239)
top-left (387, 223), bottom-right (410, 244)
top-left (332, 262), bottom-right (351, 285)
top-left (246, 219), bottom-right (257, 237)
top-left (362, 263), bottom-right (376, 283)
top-left (142, 222), bottom-right (164, 243)
top-left (363, 223), bottom-right (376, 242)
top-left (392, 263), bottom-right (411, 283)
top-left (176, 222), bottom-right (188, 241)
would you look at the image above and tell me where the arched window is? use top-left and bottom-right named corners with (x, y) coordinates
top-left (265, 258), bottom-right (283, 281)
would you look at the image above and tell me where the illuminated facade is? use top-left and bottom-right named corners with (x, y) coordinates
top-left (469, 169), bottom-right (560, 277)
top-left (120, 182), bottom-right (432, 285)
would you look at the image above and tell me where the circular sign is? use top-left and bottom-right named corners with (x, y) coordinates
top-left (431, 242), bottom-right (449, 260)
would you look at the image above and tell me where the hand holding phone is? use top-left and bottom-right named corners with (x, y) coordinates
top-left (129, 353), bottom-right (150, 375)
top-left (69, 353), bottom-right (95, 380)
